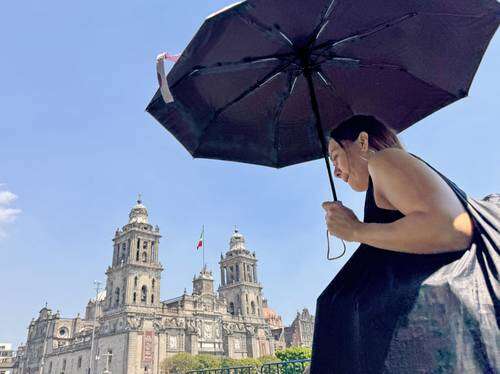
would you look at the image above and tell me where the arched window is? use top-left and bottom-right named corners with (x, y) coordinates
top-left (115, 287), bottom-right (120, 306)
top-left (134, 276), bottom-right (138, 287)
top-left (229, 302), bottom-right (235, 315)
top-left (133, 292), bottom-right (137, 303)
top-left (121, 243), bottom-right (126, 254)
top-left (48, 361), bottom-right (52, 373)
top-left (137, 238), bottom-right (141, 249)
top-left (142, 252), bottom-right (148, 262)
top-left (141, 286), bottom-right (147, 303)
top-left (136, 250), bottom-right (140, 261)
top-left (152, 279), bottom-right (155, 289)
top-left (235, 264), bottom-right (240, 281)
top-left (77, 356), bottom-right (82, 368)
top-left (143, 240), bottom-right (148, 249)
top-left (109, 282), bottom-right (113, 306)
top-left (251, 301), bottom-right (256, 315)
top-left (151, 294), bottom-right (154, 304)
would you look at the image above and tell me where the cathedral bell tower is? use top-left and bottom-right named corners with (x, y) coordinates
top-left (104, 196), bottom-right (162, 313)
top-left (218, 229), bottom-right (263, 318)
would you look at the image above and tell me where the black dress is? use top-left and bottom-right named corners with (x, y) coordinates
top-left (310, 165), bottom-right (499, 374)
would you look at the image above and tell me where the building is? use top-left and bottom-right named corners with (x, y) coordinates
top-left (266, 309), bottom-right (315, 351)
top-left (17, 198), bottom-right (312, 373)
top-left (0, 343), bottom-right (16, 374)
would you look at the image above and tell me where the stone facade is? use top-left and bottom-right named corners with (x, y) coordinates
top-left (0, 343), bottom-right (15, 374)
top-left (268, 309), bottom-right (315, 351)
top-left (16, 198), bottom-right (313, 374)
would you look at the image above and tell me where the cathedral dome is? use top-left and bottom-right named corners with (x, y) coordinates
top-left (229, 228), bottom-right (247, 251)
top-left (129, 195), bottom-right (149, 224)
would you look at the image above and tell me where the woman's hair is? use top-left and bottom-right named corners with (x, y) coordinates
top-left (329, 115), bottom-right (403, 150)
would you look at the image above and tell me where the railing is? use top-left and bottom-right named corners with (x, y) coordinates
top-left (186, 366), bottom-right (257, 374)
top-left (260, 359), bottom-right (310, 374)
top-left (184, 359), bottom-right (311, 374)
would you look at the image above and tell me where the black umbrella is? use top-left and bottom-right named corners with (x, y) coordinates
top-left (147, 0), bottom-right (498, 255)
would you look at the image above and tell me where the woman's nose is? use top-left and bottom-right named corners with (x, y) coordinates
top-left (334, 166), bottom-right (342, 178)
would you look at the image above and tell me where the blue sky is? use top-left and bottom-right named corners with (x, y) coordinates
top-left (0, 0), bottom-right (498, 347)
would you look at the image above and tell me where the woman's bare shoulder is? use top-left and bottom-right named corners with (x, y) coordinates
top-left (368, 148), bottom-right (418, 174)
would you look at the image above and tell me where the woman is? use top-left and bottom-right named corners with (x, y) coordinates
top-left (323, 115), bottom-right (472, 254)
top-left (310, 115), bottom-right (499, 373)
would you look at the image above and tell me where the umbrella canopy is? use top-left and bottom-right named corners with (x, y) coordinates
top-left (147, 0), bottom-right (498, 170)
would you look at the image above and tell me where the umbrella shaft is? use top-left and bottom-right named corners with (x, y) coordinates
top-left (304, 68), bottom-right (338, 201)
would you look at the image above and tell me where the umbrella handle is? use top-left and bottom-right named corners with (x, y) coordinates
top-left (326, 230), bottom-right (347, 260)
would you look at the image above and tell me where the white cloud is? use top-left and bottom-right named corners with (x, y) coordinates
top-left (0, 207), bottom-right (21, 222)
top-left (0, 187), bottom-right (21, 238)
top-left (0, 190), bottom-right (18, 205)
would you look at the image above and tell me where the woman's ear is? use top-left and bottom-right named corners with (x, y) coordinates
top-left (357, 131), bottom-right (369, 152)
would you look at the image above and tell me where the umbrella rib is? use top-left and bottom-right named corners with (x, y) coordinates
top-left (307, 0), bottom-right (336, 46)
top-left (273, 71), bottom-right (300, 166)
top-left (213, 62), bottom-right (293, 118)
top-left (315, 68), bottom-right (355, 115)
top-left (320, 57), bottom-right (459, 98)
top-left (170, 54), bottom-right (295, 90)
top-left (235, 10), bottom-right (295, 48)
top-left (313, 10), bottom-right (487, 53)
top-left (313, 12), bottom-right (417, 52)
top-left (356, 61), bottom-right (460, 98)
top-left (192, 62), bottom-right (293, 157)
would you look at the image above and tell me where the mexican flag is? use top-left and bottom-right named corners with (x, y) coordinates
top-left (196, 227), bottom-right (204, 250)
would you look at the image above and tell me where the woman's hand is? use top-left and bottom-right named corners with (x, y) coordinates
top-left (322, 201), bottom-right (362, 242)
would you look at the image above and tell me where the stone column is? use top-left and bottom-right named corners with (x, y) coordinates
top-left (239, 265), bottom-right (244, 283)
top-left (157, 333), bottom-right (167, 374)
top-left (246, 333), bottom-right (259, 358)
top-left (225, 335), bottom-right (235, 358)
top-left (186, 334), bottom-right (198, 355)
top-left (126, 332), bottom-right (138, 373)
top-left (220, 267), bottom-right (225, 286)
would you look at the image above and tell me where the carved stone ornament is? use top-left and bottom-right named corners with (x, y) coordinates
top-left (245, 324), bottom-right (256, 336)
top-left (186, 318), bottom-right (198, 335)
top-left (126, 316), bottom-right (142, 330)
top-left (153, 318), bottom-right (163, 332)
top-left (222, 322), bottom-right (233, 336)
top-left (163, 317), bottom-right (185, 329)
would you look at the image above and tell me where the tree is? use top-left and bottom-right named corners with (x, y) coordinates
top-left (275, 346), bottom-right (312, 361)
top-left (161, 353), bottom-right (199, 374)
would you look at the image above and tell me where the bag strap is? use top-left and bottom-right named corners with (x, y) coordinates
top-left (410, 154), bottom-right (499, 248)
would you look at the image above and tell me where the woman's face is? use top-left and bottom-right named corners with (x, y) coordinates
top-left (328, 137), bottom-right (370, 192)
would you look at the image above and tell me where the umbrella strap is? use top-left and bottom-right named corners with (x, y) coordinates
top-left (303, 68), bottom-right (338, 201)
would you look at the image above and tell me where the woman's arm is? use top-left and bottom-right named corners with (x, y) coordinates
top-left (325, 149), bottom-right (473, 254)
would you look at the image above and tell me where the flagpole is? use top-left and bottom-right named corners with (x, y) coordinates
top-left (202, 225), bottom-right (205, 269)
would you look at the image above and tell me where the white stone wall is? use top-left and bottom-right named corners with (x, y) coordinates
top-left (94, 333), bottom-right (128, 374)
top-left (44, 347), bottom-right (90, 374)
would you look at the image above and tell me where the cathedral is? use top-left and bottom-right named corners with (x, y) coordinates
top-left (16, 198), bottom-right (314, 374)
